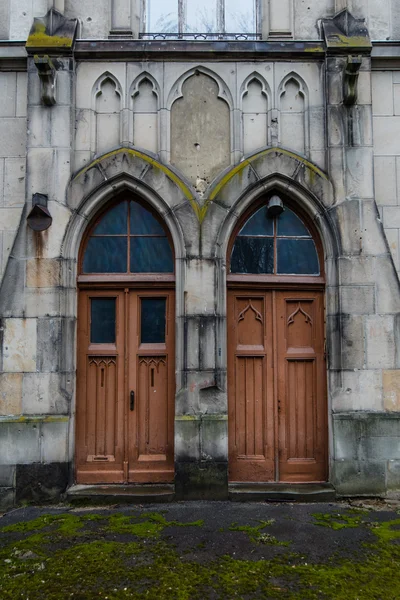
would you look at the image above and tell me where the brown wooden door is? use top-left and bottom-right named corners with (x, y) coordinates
top-left (228, 288), bottom-right (327, 483)
top-left (76, 289), bottom-right (174, 484)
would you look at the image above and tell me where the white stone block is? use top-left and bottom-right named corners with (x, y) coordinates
top-left (51, 106), bottom-right (71, 148)
top-left (185, 259), bottom-right (215, 315)
top-left (269, 0), bottom-right (292, 34)
top-left (65, 0), bottom-right (109, 38)
top-left (394, 85), bottom-right (400, 116)
top-left (133, 113), bottom-right (158, 154)
top-left (294, 0), bottom-right (332, 39)
top-left (0, 159), bottom-right (4, 206)
top-left (96, 113), bottom-right (120, 154)
top-left (28, 106), bottom-right (51, 148)
top-left (357, 71), bottom-right (372, 105)
top-left (346, 148), bottom-right (374, 199)
top-left (0, 373), bottom-right (23, 416)
top-left (243, 113), bottom-right (267, 154)
top-left (385, 228), bottom-right (400, 272)
top-left (3, 318), bottom-right (37, 373)
top-left (340, 285), bottom-right (375, 314)
top-left (4, 158), bottom-right (26, 207)
top-left (16, 73), bottom-right (27, 117)
top-left (374, 156), bottom-right (397, 206)
top-left (372, 72), bottom-right (393, 116)
top-left (373, 117), bottom-right (400, 155)
top-left (0, 207), bottom-right (23, 231)
top-left (333, 369), bottom-right (383, 412)
top-left (75, 109), bottom-right (92, 151)
top-left (368, 0), bottom-right (391, 41)
top-left (362, 200), bottom-right (389, 256)
top-left (22, 373), bottom-right (67, 414)
top-left (0, 118), bottom-right (26, 157)
top-left (41, 421), bottom-right (69, 463)
top-left (366, 315), bottom-right (396, 370)
top-left (0, 73), bottom-right (16, 117)
top-left (383, 206), bottom-right (400, 229)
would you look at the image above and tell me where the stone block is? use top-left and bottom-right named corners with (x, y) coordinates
top-left (345, 148), bottom-right (374, 199)
top-left (172, 202), bottom-right (200, 258)
top-left (333, 416), bottom-right (362, 460)
top-left (56, 70), bottom-right (73, 107)
top-left (0, 465), bottom-right (15, 487)
top-left (185, 317), bottom-right (200, 370)
top-left (28, 106), bottom-right (51, 148)
top-left (333, 459), bottom-right (386, 496)
top-left (373, 117), bottom-right (400, 155)
top-left (65, 0), bottom-right (109, 38)
top-left (333, 369), bottom-right (383, 412)
top-left (27, 148), bottom-right (55, 197)
top-left (0, 488), bottom-right (15, 510)
top-left (200, 201), bottom-right (229, 260)
top-left (174, 461), bottom-right (228, 501)
top-left (366, 315), bottom-right (396, 370)
top-left (4, 158), bottom-right (26, 207)
top-left (41, 421), bottom-right (69, 463)
top-left (3, 318), bottom-right (36, 373)
top-left (385, 228), bottom-right (399, 273)
top-left (0, 1), bottom-right (10, 39)
top-left (199, 317), bottom-right (216, 371)
top-left (37, 318), bottom-right (62, 373)
top-left (333, 200), bottom-right (361, 255)
top-left (133, 113), bottom-right (158, 154)
top-left (201, 417), bottom-right (228, 462)
top-left (75, 109), bottom-right (92, 152)
top-left (174, 417), bottom-right (201, 461)
top-left (357, 71), bottom-right (372, 105)
top-left (340, 285), bottom-right (375, 315)
top-left (16, 73), bottom-right (28, 118)
top-left (0, 73), bottom-right (17, 118)
top-left (51, 106), bottom-right (72, 149)
top-left (372, 72), bottom-right (393, 116)
top-left (327, 106), bottom-right (345, 147)
top-left (327, 70), bottom-right (342, 105)
top-left (373, 255), bottom-right (400, 314)
top-left (364, 436), bottom-right (400, 460)
top-left (0, 373), bottom-right (23, 416)
top-left (0, 422), bottom-right (41, 465)
top-left (387, 460), bottom-right (400, 491)
top-left (0, 207), bottom-right (23, 231)
top-left (383, 206), bottom-right (400, 229)
top-left (374, 156), bottom-right (397, 206)
top-left (340, 314), bottom-right (365, 370)
top-left (185, 259), bottom-right (215, 315)
top-left (26, 259), bottom-right (60, 288)
top-left (23, 288), bottom-right (61, 318)
top-left (362, 200), bottom-right (388, 256)
top-left (383, 370), bottom-right (400, 411)
top-left (16, 462), bottom-right (69, 504)
top-left (328, 147), bottom-right (346, 202)
top-left (22, 373), bottom-right (68, 415)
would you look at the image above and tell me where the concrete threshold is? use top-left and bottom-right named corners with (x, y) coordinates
top-left (229, 483), bottom-right (336, 503)
top-left (66, 484), bottom-right (175, 505)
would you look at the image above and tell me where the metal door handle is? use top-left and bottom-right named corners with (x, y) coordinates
top-left (130, 390), bottom-right (135, 411)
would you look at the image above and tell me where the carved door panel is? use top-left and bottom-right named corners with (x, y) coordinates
top-left (228, 292), bottom-right (275, 482)
top-left (276, 291), bottom-right (327, 482)
top-left (228, 289), bottom-right (327, 483)
top-left (76, 289), bottom-right (174, 484)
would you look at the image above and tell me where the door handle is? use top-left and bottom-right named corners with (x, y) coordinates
top-left (130, 390), bottom-right (135, 411)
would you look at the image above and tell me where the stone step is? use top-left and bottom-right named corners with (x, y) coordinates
top-left (229, 483), bottom-right (336, 503)
top-left (66, 484), bottom-right (175, 505)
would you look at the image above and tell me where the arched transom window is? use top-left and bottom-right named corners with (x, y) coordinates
top-left (82, 199), bottom-right (174, 274)
top-left (230, 205), bottom-right (320, 275)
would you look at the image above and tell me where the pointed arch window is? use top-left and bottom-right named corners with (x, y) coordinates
top-left (230, 205), bottom-right (320, 276)
top-left (142, 0), bottom-right (260, 39)
top-left (82, 200), bottom-right (174, 274)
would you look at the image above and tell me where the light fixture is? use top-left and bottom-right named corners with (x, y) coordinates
top-left (267, 195), bottom-right (284, 217)
top-left (27, 193), bottom-right (53, 231)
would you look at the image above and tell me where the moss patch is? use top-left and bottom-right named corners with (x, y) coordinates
top-left (227, 519), bottom-right (289, 546)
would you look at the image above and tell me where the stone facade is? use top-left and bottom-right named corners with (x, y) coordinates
top-left (1, 0), bottom-right (400, 507)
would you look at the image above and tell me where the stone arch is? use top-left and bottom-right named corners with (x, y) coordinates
top-left (167, 66), bottom-right (234, 111)
top-left (277, 73), bottom-right (310, 157)
top-left (91, 72), bottom-right (123, 155)
top-left (240, 72), bottom-right (272, 153)
top-left (129, 72), bottom-right (160, 110)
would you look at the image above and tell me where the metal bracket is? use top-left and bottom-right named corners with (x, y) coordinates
top-left (343, 55), bottom-right (362, 106)
top-left (34, 55), bottom-right (57, 106)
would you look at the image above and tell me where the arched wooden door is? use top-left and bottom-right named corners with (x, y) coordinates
top-left (227, 200), bottom-right (328, 483)
top-left (76, 198), bottom-right (175, 484)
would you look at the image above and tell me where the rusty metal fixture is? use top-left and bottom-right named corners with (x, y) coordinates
top-left (267, 195), bottom-right (284, 217)
top-left (27, 193), bottom-right (53, 231)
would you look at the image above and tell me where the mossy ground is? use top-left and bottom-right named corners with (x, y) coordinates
top-left (0, 503), bottom-right (400, 599)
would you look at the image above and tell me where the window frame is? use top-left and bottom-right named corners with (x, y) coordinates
top-left (140, 0), bottom-right (261, 39)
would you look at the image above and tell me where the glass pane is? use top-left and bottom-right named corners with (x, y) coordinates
top-left (239, 206), bottom-right (274, 236)
top-left (91, 298), bottom-right (116, 344)
top-left (92, 202), bottom-right (128, 235)
top-left (186, 0), bottom-right (217, 33)
top-left (147, 0), bottom-right (178, 32)
top-left (83, 237), bottom-right (127, 273)
top-left (130, 237), bottom-right (174, 273)
top-left (141, 298), bottom-right (166, 344)
top-left (277, 239), bottom-right (319, 275)
top-left (225, 0), bottom-right (256, 33)
top-left (277, 208), bottom-right (311, 237)
top-left (231, 237), bottom-right (274, 274)
top-left (130, 201), bottom-right (165, 235)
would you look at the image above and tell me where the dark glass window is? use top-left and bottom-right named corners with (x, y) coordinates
top-left (141, 298), bottom-right (166, 344)
top-left (91, 298), bottom-right (116, 343)
top-left (230, 204), bottom-right (320, 276)
top-left (82, 200), bottom-right (174, 274)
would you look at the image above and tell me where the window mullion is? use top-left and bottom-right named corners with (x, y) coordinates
top-left (179, 0), bottom-right (186, 35)
top-left (217, 0), bottom-right (224, 34)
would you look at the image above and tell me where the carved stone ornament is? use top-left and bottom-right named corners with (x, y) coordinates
top-left (322, 9), bottom-right (371, 53)
top-left (26, 8), bottom-right (78, 52)
top-left (343, 55), bottom-right (363, 106)
top-left (34, 55), bottom-right (57, 106)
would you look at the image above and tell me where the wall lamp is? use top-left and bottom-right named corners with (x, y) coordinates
top-left (267, 195), bottom-right (284, 217)
top-left (27, 193), bottom-right (53, 231)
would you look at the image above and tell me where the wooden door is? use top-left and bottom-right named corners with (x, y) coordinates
top-left (228, 288), bottom-right (327, 483)
top-left (76, 289), bottom-right (174, 484)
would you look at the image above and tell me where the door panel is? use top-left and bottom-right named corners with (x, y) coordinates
top-left (76, 289), bottom-right (174, 484)
top-left (277, 291), bottom-right (327, 482)
top-left (228, 292), bottom-right (275, 482)
top-left (228, 288), bottom-right (327, 483)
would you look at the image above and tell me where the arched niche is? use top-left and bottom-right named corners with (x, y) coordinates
top-left (278, 73), bottom-right (309, 157)
top-left (240, 73), bottom-right (271, 155)
top-left (130, 73), bottom-right (160, 154)
top-left (92, 73), bottom-right (123, 155)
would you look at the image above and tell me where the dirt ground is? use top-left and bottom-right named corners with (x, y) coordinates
top-left (1, 499), bottom-right (400, 599)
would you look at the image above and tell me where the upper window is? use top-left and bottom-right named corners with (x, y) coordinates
top-left (142, 0), bottom-right (259, 40)
top-left (230, 205), bottom-right (320, 276)
top-left (82, 200), bottom-right (174, 274)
